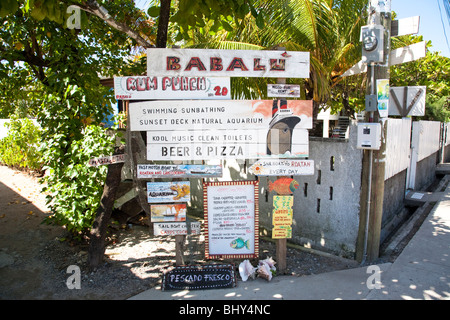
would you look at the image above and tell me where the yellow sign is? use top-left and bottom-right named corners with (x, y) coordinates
top-left (272, 196), bottom-right (293, 238)
top-left (272, 226), bottom-right (292, 239)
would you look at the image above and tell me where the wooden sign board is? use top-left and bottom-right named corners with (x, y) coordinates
top-left (161, 264), bottom-right (236, 291)
top-left (88, 154), bottom-right (126, 167)
top-left (391, 16), bottom-right (420, 37)
top-left (129, 100), bottom-right (313, 131)
top-left (272, 226), bottom-right (292, 239)
top-left (147, 48), bottom-right (310, 78)
top-left (272, 196), bottom-right (293, 226)
top-left (147, 181), bottom-right (190, 203)
top-left (249, 159), bottom-right (314, 176)
top-left (150, 204), bottom-right (187, 222)
top-left (389, 86), bottom-right (426, 117)
top-left (113, 76), bottom-right (230, 100)
top-left (153, 222), bottom-right (201, 236)
top-left (267, 84), bottom-right (301, 98)
top-left (137, 164), bottom-right (222, 178)
top-left (146, 129), bottom-right (309, 161)
top-left (204, 181), bottom-right (259, 259)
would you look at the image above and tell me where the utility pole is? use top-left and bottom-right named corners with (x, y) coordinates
top-left (357, 0), bottom-right (392, 263)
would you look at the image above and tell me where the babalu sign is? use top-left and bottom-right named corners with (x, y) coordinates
top-left (113, 76), bottom-right (230, 100)
top-left (147, 48), bottom-right (310, 78)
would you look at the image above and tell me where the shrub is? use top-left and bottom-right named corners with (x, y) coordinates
top-left (0, 116), bottom-right (43, 172)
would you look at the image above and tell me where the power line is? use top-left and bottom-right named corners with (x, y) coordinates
top-left (437, 0), bottom-right (450, 52)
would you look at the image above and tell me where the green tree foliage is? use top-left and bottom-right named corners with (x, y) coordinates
top-left (390, 37), bottom-right (450, 122)
top-left (0, 1), bottom-right (149, 235)
top-left (0, 116), bottom-right (43, 171)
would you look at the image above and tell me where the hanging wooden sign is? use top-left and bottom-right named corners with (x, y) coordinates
top-left (147, 48), bottom-right (310, 78)
top-left (113, 76), bottom-right (230, 100)
top-left (203, 181), bottom-right (259, 259)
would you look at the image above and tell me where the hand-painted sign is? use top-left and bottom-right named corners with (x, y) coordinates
top-left (113, 76), bottom-right (230, 100)
top-left (150, 204), bottom-right (187, 222)
top-left (129, 99), bottom-right (312, 160)
top-left (267, 84), bottom-right (301, 98)
top-left (249, 159), bottom-right (314, 176)
top-left (147, 181), bottom-right (190, 203)
top-left (272, 195), bottom-right (293, 226)
top-left (88, 154), bottom-right (126, 167)
top-left (161, 264), bottom-right (236, 291)
top-left (146, 129), bottom-right (309, 161)
top-left (153, 222), bottom-right (201, 236)
top-left (389, 86), bottom-right (426, 117)
top-left (137, 164), bottom-right (222, 178)
top-left (147, 48), bottom-right (310, 78)
top-left (204, 181), bottom-right (259, 259)
top-left (272, 226), bottom-right (292, 239)
top-left (268, 177), bottom-right (299, 195)
top-left (129, 99), bottom-right (312, 131)
top-left (377, 79), bottom-right (389, 118)
top-left (272, 195), bottom-right (293, 239)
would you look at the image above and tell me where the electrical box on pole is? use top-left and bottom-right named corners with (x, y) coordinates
top-left (361, 25), bottom-right (385, 63)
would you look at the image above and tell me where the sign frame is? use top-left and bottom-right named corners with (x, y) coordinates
top-left (203, 180), bottom-right (259, 259)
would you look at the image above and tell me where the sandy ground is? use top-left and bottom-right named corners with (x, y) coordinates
top-left (0, 165), bottom-right (357, 300)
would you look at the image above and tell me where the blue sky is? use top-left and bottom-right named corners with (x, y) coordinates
top-left (134, 0), bottom-right (450, 58)
top-left (391, 0), bottom-right (450, 57)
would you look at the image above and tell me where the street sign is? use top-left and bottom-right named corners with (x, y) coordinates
top-left (137, 164), bottom-right (222, 178)
top-left (267, 84), bottom-right (301, 98)
top-left (249, 159), bottom-right (314, 176)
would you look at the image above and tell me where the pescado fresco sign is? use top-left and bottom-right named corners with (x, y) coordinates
top-left (113, 76), bottom-right (230, 100)
top-left (147, 48), bottom-right (310, 78)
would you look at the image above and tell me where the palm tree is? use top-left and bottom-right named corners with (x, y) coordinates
top-left (184, 0), bottom-right (367, 119)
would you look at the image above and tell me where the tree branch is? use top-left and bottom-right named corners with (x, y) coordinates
top-left (77, 0), bottom-right (155, 48)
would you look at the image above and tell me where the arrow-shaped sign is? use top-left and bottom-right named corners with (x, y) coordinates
top-left (391, 16), bottom-right (420, 37)
top-left (341, 41), bottom-right (426, 77)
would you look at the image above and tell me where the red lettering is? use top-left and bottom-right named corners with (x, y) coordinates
top-left (185, 57), bottom-right (206, 71)
top-left (210, 57), bottom-right (223, 71)
top-left (270, 59), bottom-right (286, 71)
top-left (226, 57), bottom-right (249, 71)
top-left (167, 56), bottom-right (181, 70)
top-left (136, 78), bottom-right (146, 91)
top-left (162, 77), bottom-right (171, 90)
top-left (126, 77), bottom-right (135, 90)
top-left (253, 58), bottom-right (266, 71)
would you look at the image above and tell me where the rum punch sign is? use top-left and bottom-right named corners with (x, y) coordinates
top-left (147, 48), bottom-right (310, 79)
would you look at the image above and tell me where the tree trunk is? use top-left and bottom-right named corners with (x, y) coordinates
top-left (156, 0), bottom-right (172, 48)
top-left (88, 145), bottom-right (125, 270)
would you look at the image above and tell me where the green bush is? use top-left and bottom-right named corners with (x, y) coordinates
top-left (0, 116), bottom-right (43, 172)
top-left (41, 124), bottom-right (118, 235)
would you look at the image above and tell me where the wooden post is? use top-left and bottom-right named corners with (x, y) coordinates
top-left (357, 2), bottom-right (391, 263)
top-left (175, 234), bottom-right (185, 266)
top-left (275, 46), bottom-right (288, 274)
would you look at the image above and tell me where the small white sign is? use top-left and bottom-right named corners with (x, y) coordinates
top-left (153, 222), bottom-right (201, 236)
top-left (389, 86), bottom-right (426, 117)
top-left (267, 84), bottom-right (301, 98)
top-left (88, 154), bottom-right (126, 167)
